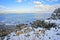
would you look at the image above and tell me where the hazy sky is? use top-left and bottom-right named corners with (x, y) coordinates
top-left (0, 0), bottom-right (60, 13)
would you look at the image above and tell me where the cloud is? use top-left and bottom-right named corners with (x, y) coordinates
top-left (46, 0), bottom-right (58, 2)
top-left (0, 9), bottom-right (35, 13)
top-left (0, 5), bottom-right (7, 10)
top-left (33, 1), bottom-right (60, 13)
top-left (0, 4), bottom-right (60, 13)
top-left (0, 0), bottom-right (60, 14)
top-left (0, 5), bottom-right (17, 13)
top-left (34, 1), bottom-right (42, 5)
top-left (34, 5), bottom-right (54, 11)
top-left (17, 0), bottom-right (22, 3)
top-left (0, 5), bottom-right (35, 13)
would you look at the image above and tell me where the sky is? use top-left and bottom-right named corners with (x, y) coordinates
top-left (0, 0), bottom-right (60, 13)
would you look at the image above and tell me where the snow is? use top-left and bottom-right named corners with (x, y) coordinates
top-left (45, 19), bottom-right (60, 24)
top-left (3, 27), bottom-right (60, 40)
top-left (3, 20), bottom-right (60, 40)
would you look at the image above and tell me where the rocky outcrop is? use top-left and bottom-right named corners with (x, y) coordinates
top-left (54, 8), bottom-right (60, 13)
top-left (51, 8), bottom-right (60, 19)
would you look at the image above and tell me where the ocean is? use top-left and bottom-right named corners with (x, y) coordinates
top-left (0, 13), bottom-right (51, 24)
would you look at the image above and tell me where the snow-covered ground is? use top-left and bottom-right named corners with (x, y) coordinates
top-left (3, 27), bottom-right (60, 40)
top-left (3, 20), bottom-right (60, 40)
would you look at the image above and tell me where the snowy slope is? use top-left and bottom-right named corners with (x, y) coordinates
top-left (3, 26), bottom-right (60, 40)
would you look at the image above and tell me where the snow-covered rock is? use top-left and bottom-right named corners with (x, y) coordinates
top-left (3, 18), bottom-right (60, 40)
top-left (3, 26), bottom-right (60, 40)
top-left (45, 19), bottom-right (60, 24)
